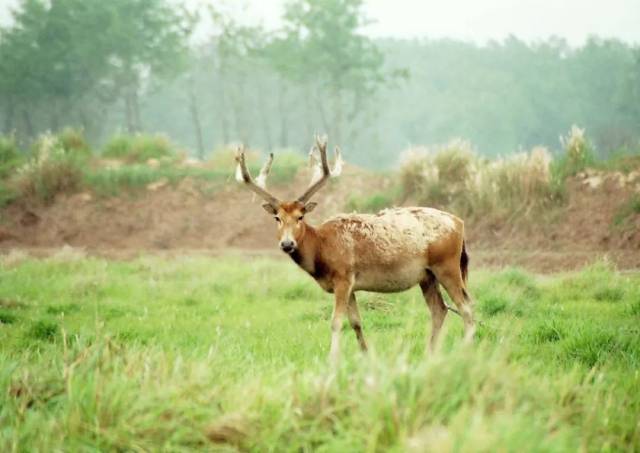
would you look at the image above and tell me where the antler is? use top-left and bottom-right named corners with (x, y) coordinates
top-left (235, 146), bottom-right (280, 207)
top-left (298, 135), bottom-right (343, 203)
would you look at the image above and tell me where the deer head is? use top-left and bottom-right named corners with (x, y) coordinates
top-left (235, 136), bottom-right (343, 254)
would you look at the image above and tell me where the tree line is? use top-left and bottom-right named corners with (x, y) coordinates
top-left (1, 0), bottom-right (639, 167)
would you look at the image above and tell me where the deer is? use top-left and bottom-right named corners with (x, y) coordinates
top-left (235, 136), bottom-right (476, 364)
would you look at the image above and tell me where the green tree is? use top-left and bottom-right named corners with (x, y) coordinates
top-left (278, 0), bottom-right (387, 143)
top-left (0, 0), bottom-right (189, 140)
top-left (100, 0), bottom-right (188, 133)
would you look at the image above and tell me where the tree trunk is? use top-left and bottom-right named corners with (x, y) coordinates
top-left (49, 98), bottom-right (60, 132)
top-left (256, 78), bottom-right (273, 150)
top-left (132, 87), bottom-right (142, 132)
top-left (277, 80), bottom-right (288, 148)
top-left (217, 68), bottom-right (230, 144)
top-left (315, 86), bottom-right (331, 137)
top-left (303, 83), bottom-right (313, 142)
top-left (229, 72), bottom-right (248, 145)
top-left (3, 97), bottom-right (14, 134)
top-left (22, 108), bottom-right (34, 142)
top-left (331, 88), bottom-right (343, 143)
top-left (188, 75), bottom-right (205, 159)
top-left (124, 91), bottom-right (135, 134)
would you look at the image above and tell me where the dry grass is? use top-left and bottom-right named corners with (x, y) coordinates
top-left (9, 133), bottom-right (84, 205)
top-left (399, 140), bottom-right (560, 219)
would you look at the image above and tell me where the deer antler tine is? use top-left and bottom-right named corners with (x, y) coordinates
top-left (234, 145), bottom-right (280, 207)
top-left (315, 134), bottom-right (327, 152)
top-left (331, 146), bottom-right (344, 176)
top-left (298, 135), bottom-right (342, 203)
top-left (255, 153), bottom-right (274, 189)
top-left (234, 145), bottom-right (246, 183)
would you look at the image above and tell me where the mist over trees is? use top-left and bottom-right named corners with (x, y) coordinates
top-left (1, 0), bottom-right (639, 167)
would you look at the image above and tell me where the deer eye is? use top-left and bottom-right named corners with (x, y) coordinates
top-left (274, 216), bottom-right (281, 223)
top-left (297, 216), bottom-right (304, 222)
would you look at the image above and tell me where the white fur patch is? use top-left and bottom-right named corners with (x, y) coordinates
top-left (328, 207), bottom-right (456, 255)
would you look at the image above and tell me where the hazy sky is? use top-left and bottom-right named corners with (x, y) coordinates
top-left (1, 0), bottom-right (639, 46)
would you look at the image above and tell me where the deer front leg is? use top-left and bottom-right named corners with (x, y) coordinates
top-left (329, 277), bottom-right (353, 366)
top-left (348, 292), bottom-right (368, 352)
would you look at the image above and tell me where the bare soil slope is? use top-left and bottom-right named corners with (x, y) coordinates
top-left (1, 167), bottom-right (638, 271)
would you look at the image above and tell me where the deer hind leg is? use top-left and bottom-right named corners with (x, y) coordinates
top-left (432, 261), bottom-right (476, 342)
top-left (329, 277), bottom-right (353, 365)
top-left (347, 292), bottom-right (368, 352)
top-left (420, 271), bottom-right (448, 353)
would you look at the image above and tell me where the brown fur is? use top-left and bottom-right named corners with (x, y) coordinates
top-left (236, 139), bottom-right (475, 363)
top-left (272, 204), bottom-right (476, 362)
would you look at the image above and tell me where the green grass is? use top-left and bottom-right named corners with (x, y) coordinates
top-left (84, 162), bottom-right (297, 198)
top-left (0, 255), bottom-right (639, 451)
top-left (346, 192), bottom-right (396, 213)
top-left (83, 165), bottom-right (231, 197)
top-left (101, 134), bottom-right (176, 163)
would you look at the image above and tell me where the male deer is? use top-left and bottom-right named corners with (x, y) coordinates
top-left (235, 137), bottom-right (476, 363)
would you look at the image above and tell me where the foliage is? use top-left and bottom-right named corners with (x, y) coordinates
top-left (9, 133), bottom-right (84, 204)
top-left (0, 0), bottom-right (189, 140)
top-left (57, 128), bottom-right (91, 157)
top-left (0, 135), bottom-right (24, 179)
top-left (1, 3), bottom-right (640, 167)
top-left (552, 125), bottom-right (596, 181)
top-left (275, 0), bottom-right (388, 142)
top-left (0, 256), bottom-right (639, 450)
top-left (101, 134), bottom-right (176, 163)
top-left (267, 148), bottom-right (307, 183)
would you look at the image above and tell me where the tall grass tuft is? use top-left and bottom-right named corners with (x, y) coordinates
top-left (9, 133), bottom-right (84, 205)
top-left (399, 140), bottom-right (559, 219)
top-left (552, 125), bottom-right (596, 180)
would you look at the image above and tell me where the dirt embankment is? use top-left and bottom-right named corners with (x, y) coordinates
top-left (1, 167), bottom-right (639, 272)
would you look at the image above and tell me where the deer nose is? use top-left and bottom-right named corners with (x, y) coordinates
top-left (280, 240), bottom-right (296, 253)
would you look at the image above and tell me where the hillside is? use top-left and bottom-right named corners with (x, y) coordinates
top-left (1, 164), bottom-right (638, 272)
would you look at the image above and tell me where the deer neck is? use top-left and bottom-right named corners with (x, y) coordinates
top-left (289, 222), bottom-right (321, 277)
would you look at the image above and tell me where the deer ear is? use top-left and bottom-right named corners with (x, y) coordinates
top-left (262, 203), bottom-right (277, 215)
top-left (303, 202), bottom-right (318, 213)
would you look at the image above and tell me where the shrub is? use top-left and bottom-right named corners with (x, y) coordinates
top-left (268, 149), bottom-right (306, 183)
top-left (346, 192), bottom-right (394, 213)
top-left (209, 145), bottom-right (257, 170)
top-left (58, 127), bottom-right (91, 157)
top-left (102, 134), bottom-right (176, 163)
top-left (84, 165), bottom-right (228, 197)
top-left (0, 134), bottom-right (24, 179)
top-left (399, 141), bottom-right (558, 219)
top-left (552, 125), bottom-right (596, 181)
top-left (10, 133), bottom-right (84, 204)
top-left (399, 141), bottom-right (477, 209)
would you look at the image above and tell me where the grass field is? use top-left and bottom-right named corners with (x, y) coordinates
top-left (1, 252), bottom-right (639, 451)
